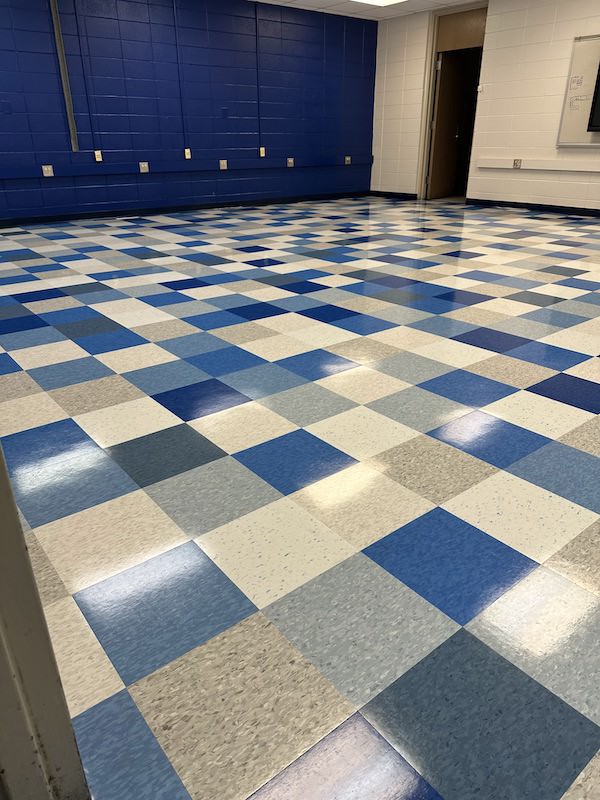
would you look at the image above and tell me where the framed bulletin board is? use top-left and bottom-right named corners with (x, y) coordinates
top-left (558, 35), bottom-right (600, 147)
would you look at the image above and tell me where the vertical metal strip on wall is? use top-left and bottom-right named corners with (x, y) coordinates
top-left (49, 0), bottom-right (79, 152)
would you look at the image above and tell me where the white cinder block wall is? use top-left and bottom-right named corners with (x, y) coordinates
top-left (468, 0), bottom-right (600, 209)
top-left (371, 12), bottom-right (430, 194)
top-left (371, 0), bottom-right (600, 210)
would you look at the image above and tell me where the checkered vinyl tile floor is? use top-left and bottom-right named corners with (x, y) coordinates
top-left (1, 197), bottom-right (599, 800)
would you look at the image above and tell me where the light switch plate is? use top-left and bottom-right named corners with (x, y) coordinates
top-left (139, 161), bottom-right (149, 173)
top-left (94, 150), bottom-right (103, 162)
top-left (259, 146), bottom-right (266, 158)
top-left (41, 164), bottom-right (54, 177)
top-left (344, 155), bottom-right (352, 165)
top-left (287, 157), bottom-right (294, 168)
top-left (184, 148), bottom-right (192, 160)
top-left (219, 159), bottom-right (228, 170)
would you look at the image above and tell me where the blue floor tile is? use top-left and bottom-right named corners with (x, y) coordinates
top-left (509, 442), bottom-right (600, 514)
top-left (75, 542), bottom-right (256, 684)
top-left (528, 373), bottom-right (600, 414)
top-left (153, 379), bottom-right (251, 420)
top-left (236, 429), bottom-right (356, 495)
top-left (507, 341), bottom-right (589, 371)
top-left (364, 508), bottom-right (537, 625)
top-left (276, 349), bottom-right (357, 380)
top-left (453, 327), bottom-right (531, 353)
top-left (187, 346), bottom-right (266, 377)
top-left (429, 410), bottom-right (551, 468)
top-left (27, 357), bottom-right (113, 390)
top-left (420, 369), bottom-right (517, 407)
top-left (1, 419), bottom-right (136, 526)
top-left (73, 692), bottom-right (191, 800)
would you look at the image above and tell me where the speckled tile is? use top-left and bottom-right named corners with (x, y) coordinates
top-left (317, 365), bottom-right (409, 404)
top-left (24, 533), bottom-right (68, 606)
top-left (131, 318), bottom-right (197, 341)
top-left (44, 596), bottom-right (124, 716)
top-left (73, 691), bottom-right (191, 800)
top-left (34, 490), bottom-right (187, 592)
top-left (443, 471), bottom-right (598, 562)
top-left (485, 391), bottom-right (594, 439)
top-left (466, 353), bottom-right (557, 387)
top-left (292, 463), bottom-right (433, 549)
top-left (49, 374), bottom-right (145, 415)
top-left (95, 342), bottom-right (177, 373)
top-left (130, 614), bottom-right (353, 800)
top-left (198, 498), bottom-right (355, 607)
top-left (564, 357), bottom-right (600, 384)
top-left (250, 714), bottom-right (443, 800)
top-left (369, 386), bottom-right (470, 433)
top-left (546, 521), bottom-right (600, 597)
top-left (560, 417), bottom-right (600, 458)
top-left (265, 554), bottom-right (457, 705)
top-left (260, 382), bottom-right (356, 426)
top-left (370, 435), bottom-right (497, 504)
top-left (75, 541), bottom-right (255, 684)
top-left (325, 337), bottom-right (400, 365)
top-left (0, 392), bottom-right (67, 436)
top-left (189, 401), bottom-right (297, 453)
top-left (560, 751), bottom-right (600, 800)
top-left (363, 629), bottom-right (600, 800)
top-left (11, 339), bottom-right (89, 369)
top-left (146, 457), bottom-right (281, 535)
top-left (468, 567), bottom-right (600, 724)
top-left (0, 371), bottom-right (43, 400)
top-left (74, 396), bottom-right (181, 447)
top-left (307, 406), bottom-right (419, 459)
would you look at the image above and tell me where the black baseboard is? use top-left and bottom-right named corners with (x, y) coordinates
top-left (370, 191), bottom-right (418, 200)
top-left (0, 191), bottom-right (370, 229)
top-left (466, 197), bottom-right (600, 218)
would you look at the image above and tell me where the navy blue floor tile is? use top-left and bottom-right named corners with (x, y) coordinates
top-left (75, 542), bottom-right (256, 684)
top-left (527, 373), bottom-right (600, 414)
top-left (364, 508), bottom-right (536, 625)
top-left (73, 692), bottom-right (191, 800)
top-left (235, 429), bottom-right (356, 495)
top-left (153, 379), bottom-right (251, 421)
top-left (453, 327), bottom-right (531, 353)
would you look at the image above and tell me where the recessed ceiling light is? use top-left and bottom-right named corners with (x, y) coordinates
top-left (347, 0), bottom-right (408, 6)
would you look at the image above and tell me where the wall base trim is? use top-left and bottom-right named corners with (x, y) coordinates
top-left (370, 191), bottom-right (418, 200)
top-left (466, 197), bottom-right (600, 217)
top-left (0, 191), bottom-right (370, 229)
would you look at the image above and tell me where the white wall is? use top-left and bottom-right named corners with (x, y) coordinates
top-left (371, 12), bottom-right (430, 194)
top-left (468, 0), bottom-right (600, 209)
top-left (371, 0), bottom-right (600, 210)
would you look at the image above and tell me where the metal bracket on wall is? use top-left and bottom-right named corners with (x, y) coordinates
top-left (287, 157), bottom-right (295, 167)
top-left (49, 0), bottom-right (79, 152)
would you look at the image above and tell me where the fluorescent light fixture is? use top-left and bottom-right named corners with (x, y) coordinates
top-left (347, 0), bottom-right (408, 6)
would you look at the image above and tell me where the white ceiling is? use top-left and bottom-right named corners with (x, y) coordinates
top-left (257, 0), bottom-right (471, 21)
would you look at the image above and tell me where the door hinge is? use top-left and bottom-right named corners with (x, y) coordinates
top-left (436, 59), bottom-right (442, 71)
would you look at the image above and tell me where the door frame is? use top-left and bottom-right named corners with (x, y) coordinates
top-left (417, 2), bottom-right (488, 200)
top-left (0, 451), bottom-right (90, 800)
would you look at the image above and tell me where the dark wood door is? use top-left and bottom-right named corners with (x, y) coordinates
top-left (427, 48), bottom-right (482, 200)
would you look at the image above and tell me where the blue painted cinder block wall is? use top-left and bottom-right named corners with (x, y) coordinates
top-left (0, 0), bottom-right (377, 222)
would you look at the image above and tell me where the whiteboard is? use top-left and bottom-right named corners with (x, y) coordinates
top-left (558, 35), bottom-right (600, 147)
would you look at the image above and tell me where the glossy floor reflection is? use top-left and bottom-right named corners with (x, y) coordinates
top-left (1, 197), bottom-right (600, 799)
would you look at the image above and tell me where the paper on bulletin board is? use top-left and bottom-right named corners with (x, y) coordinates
top-left (558, 35), bottom-right (600, 147)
